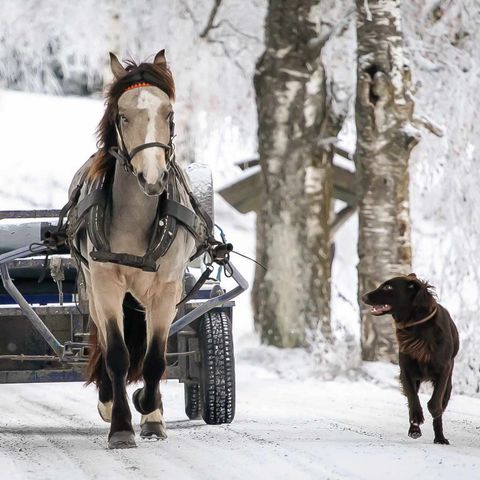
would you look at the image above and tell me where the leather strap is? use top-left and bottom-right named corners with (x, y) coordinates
top-left (160, 200), bottom-right (204, 240)
top-left (90, 250), bottom-right (157, 272)
top-left (396, 306), bottom-right (438, 330)
top-left (76, 190), bottom-right (107, 219)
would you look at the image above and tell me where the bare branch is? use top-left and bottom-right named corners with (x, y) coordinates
top-left (199, 0), bottom-right (223, 39)
top-left (215, 18), bottom-right (261, 43)
top-left (179, 0), bottom-right (198, 24)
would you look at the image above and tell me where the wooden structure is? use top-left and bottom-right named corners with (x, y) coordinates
top-left (218, 149), bottom-right (357, 233)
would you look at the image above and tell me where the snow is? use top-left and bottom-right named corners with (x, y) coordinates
top-left (1, 1), bottom-right (480, 474)
top-left (1, 88), bottom-right (479, 477)
top-left (1, 366), bottom-right (480, 479)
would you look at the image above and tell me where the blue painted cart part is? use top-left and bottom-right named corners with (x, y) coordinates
top-left (0, 294), bottom-right (74, 305)
top-left (0, 368), bottom-right (85, 384)
top-left (0, 245), bottom-right (64, 358)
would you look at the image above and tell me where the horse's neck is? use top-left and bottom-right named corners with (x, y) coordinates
top-left (109, 164), bottom-right (158, 255)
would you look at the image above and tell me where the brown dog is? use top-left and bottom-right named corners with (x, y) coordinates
top-left (362, 274), bottom-right (459, 444)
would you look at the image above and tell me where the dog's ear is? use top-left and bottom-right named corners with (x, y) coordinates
top-left (412, 282), bottom-right (432, 310)
top-left (407, 273), bottom-right (417, 279)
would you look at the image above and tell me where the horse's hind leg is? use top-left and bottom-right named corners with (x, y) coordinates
top-left (132, 281), bottom-right (181, 440)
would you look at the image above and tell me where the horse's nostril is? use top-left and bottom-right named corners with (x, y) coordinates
top-left (138, 172), bottom-right (146, 184)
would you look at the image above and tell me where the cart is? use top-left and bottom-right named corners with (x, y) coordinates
top-left (0, 163), bottom-right (248, 425)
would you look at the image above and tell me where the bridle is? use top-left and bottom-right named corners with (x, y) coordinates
top-left (108, 82), bottom-right (176, 175)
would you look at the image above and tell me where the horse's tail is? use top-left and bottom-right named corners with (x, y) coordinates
top-left (85, 294), bottom-right (147, 385)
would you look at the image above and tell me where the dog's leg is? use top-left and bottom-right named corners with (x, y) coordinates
top-left (432, 369), bottom-right (453, 445)
top-left (400, 367), bottom-right (423, 439)
top-left (428, 362), bottom-right (452, 419)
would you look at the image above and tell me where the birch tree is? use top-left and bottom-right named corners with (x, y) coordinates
top-left (254, 0), bottom-right (344, 348)
top-left (355, 0), bottom-right (418, 361)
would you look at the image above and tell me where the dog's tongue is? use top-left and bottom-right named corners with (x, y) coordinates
top-left (370, 304), bottom-right (391, 315)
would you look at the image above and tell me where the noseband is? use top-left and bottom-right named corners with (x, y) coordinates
top-left (108, 82), bottom-right (176, 175)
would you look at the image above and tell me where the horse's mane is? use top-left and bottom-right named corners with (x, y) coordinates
top-left (88, 59), bottom-right (176, 180)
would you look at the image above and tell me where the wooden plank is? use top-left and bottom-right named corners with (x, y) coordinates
top-left (217, 167), bottom-right (263, 214)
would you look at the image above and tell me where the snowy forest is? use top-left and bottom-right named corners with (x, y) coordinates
top-left (1, 0), bottom-right (480, 478)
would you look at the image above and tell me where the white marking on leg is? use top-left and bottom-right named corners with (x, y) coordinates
top-left (140, 408), bottom-right (165, 426)
top-left (98, 400), bottom-right (113, 423)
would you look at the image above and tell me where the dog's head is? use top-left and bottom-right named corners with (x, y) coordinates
top-left (361, 274), bottom-right (436, 323)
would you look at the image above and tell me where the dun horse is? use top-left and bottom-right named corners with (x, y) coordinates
top-left (67, 50), bottom-right (199, 449)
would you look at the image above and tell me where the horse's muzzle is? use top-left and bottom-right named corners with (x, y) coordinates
top-left (138, 171), bottom-right (168, 196)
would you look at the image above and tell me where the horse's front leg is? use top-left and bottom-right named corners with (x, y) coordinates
top-left (132, 281), bottom-right (182, 440)
top-left (90, 270), bottom-right (135, 449)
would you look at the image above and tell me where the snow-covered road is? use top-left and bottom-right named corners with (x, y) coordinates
top-left (1, 360), bottom-right (479, 480)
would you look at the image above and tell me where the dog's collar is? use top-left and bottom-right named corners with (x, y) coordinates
top-left (396, 306), bottom-right (438, 330)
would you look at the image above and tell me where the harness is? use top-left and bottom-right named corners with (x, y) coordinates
top-left (49, 78), bottom-right (224, 277)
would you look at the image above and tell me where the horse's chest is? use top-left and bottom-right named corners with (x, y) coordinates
top-left (396, 329), bottom-right (434, 364)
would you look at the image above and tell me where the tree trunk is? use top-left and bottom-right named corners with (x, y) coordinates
top-left (355, 0), bottom-right (419, 361)
top-left (253, 0), bottom-right (342, 348)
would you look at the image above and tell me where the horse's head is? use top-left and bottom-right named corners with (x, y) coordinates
top-left (108, 51), bottom-right (175, 196)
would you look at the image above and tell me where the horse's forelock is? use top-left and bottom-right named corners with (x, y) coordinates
top-left (88, 59), bottom-right (175, 180)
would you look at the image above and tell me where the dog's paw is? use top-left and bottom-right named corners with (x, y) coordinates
top-left (434, 436), bottom-right (450, 445)
top-left (408, 423), bottom-right (422, 439)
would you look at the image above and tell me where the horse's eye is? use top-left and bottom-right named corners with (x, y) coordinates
top-left (119, 114), bottom-right (128, 124)
top-left (383, 284), bottom-right (393, 291)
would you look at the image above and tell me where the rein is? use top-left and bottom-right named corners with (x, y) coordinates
top-left (395, 306), bottom-right (438, 330)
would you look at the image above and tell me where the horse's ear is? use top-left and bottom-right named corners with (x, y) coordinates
top-left (407, 273), bottom-right (417, 279)
top-left (154, 49), bottom-right (167, 65)
top-left (109, 52), bottom-right (127, 79)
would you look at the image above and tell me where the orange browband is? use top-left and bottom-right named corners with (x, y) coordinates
top-left (125, 82), bottom-right (153, 91)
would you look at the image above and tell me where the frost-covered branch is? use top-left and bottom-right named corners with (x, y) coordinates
top-left (308, 8), bottom-right (355, 58)
top-left (199, 0), bottom-right (223, 38)
top-left (412, 114), bottom-right (445, 137)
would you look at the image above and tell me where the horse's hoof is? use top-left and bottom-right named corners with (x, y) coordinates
top-left (97, 401), bottom-right (112, 423)
top-left (434, 437), bottom-right (450, 445)
top-left (108, 431), bottom-right (137, 449)
top-left (408, 424), bottom-right (422, 439)
top-left (140, 422), bottom-right (167, 441)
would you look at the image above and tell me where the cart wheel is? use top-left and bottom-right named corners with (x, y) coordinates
top-left (184, 383), bottom-right (201, 420)
top-left (199, 311), bottom-right (235, 424)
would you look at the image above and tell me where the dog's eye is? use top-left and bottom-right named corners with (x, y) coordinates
top-left (383, 285), bottom-right (393, 291)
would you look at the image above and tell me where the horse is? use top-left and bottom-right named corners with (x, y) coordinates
top-left (66, 50), bottom-right (201, 449)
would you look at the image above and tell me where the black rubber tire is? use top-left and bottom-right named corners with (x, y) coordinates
top-left (184, 383), bottom-right (202, 420)
top-left (198, 311), bottom-right (235, 424)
